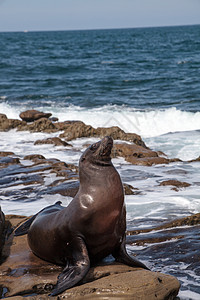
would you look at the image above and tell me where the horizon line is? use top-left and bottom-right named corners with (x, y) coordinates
top-left (0, 23), bottom-right (200, 33)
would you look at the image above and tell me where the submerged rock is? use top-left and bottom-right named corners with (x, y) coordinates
top-left (0, 215), bottom-right (180, 299)
top-left (159, 180), bottom-right (191, 191)
top-left (34, 137), bottom-right (72, 147)
top-left (19, 110), bottom-right (52, 122)
top-left (127, 212), bottom-right (200, 236)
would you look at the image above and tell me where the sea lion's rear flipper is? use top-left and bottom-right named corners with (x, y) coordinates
top-left (113, 236), bottom-right (150, 270)
top-left (15, 201), bottom-right (63, 236)
top-left (14, 214), bottom-right (38, 236)
top-left (50, 236), bottom-right (90, 296)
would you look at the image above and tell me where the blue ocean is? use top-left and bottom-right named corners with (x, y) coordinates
top-left (0, 25), bottom-right (200, 299)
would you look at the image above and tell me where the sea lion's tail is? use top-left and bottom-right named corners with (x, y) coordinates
top-left (14, 214), bottom-right (37, 236)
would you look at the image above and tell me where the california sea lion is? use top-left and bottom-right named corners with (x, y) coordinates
top-left (15, 136), bottom-right (149, 296)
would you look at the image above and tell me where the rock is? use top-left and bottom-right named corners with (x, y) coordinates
top-left (0, 151), bottom-right (15, 157)
top-left (17, 117), bottom-right (56, 132)
top-left (0, 114), bottom-right (26, 131)
top-left (59, 121), bottom-right (95, 140)
top-left (59, 121), bottom-right (146, 147)
top-left (159, 180), bottom-right (191, 191)
top-left (48, 182), bottom-right (140, 197)
top-left (34, 137), bottom-right (72, 147)
top-left (19, 110), bottom-right (52, 122)
top-left (48, 180), bottom-right (79, 197)
top-left (163, 213), bottom-right (200, 228)
top-left (50, 161), bottom-right (78, 179)
top-left (127, 212), bottom-right (200, 236)
top-left (123, 183), bottom-right (140, 195)
top-left (49, 117), bottom-right (59, 122)
top-left (0, 206), bottom-right (5, 259)
top-left (0, 115), bottom-right (148, 150)
top-left (113, 143), bottom-right (170, 166)
top-left (54, 120), bottom-right (83, 131)
top-left (95, 126), bottom-right (146, 147)
top-left (189, 156), bottom-right (200, 163)
top-left (0, 215), bottom-right (180, 299)
top-left (60, 269), bottom-right (180, 300)
top-left (0, 157), bottom-right (20, 168)
top-left (24, 154), bottom-right (46, 161)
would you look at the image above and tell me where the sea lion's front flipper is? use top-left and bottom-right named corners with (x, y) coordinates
top-left (113, 236), bottom-right (150, 270)
top-left (50, 236), bottom-right (90, 296)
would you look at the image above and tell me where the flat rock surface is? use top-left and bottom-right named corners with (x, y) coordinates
top-left (0, 216), bottom-right (180, 299)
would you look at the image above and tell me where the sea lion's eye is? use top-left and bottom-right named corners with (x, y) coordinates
top-left (90, 143), bottom-right (98, 151)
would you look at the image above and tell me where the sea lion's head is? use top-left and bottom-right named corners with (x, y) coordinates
top-left (80, 136), bottom-right (113, 168)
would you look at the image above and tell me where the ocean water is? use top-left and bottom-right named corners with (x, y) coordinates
top-left (0, 25), bottom-right (200, 299)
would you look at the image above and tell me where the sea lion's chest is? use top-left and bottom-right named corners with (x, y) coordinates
top-left (76, 185), bottom-right (124, 239)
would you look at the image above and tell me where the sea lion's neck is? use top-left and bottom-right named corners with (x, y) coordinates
top-left (79, 163), bottom-right (114, 183)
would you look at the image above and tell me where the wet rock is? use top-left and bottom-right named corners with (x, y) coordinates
top-left (127, 213), bottom-right (200, 236)
top-left (95, 126), bottom-right (146, 147)
top-left (161, 213), bottom-right (200, 228)
top-left (24, 154), bottom-right (46, 161)
top-left (189, 156), bottom-right (200, 163)
top-left (123, 183), bottom-right (140, 195)
top-left (17, 117), bottom-right (56, 132)
top-left (60, 269), bottom-right (180, 300)
top-left (49, 117), bottom-right (59, 122)
top-left (0, 206), bottom-right (5, 258)
top-left (54, 120), bottom-right (83, 131)
top-left (48, 182), bottom-right (140, 197)
top-left (19, 110), bottom-right (52, 122)
top-left (59, 121), bottom-right (95, 140)
top-left (113, 143), bottom-right (170, 166)
top-left (59, 121), bottom-right (146, 147)
top-left (0, 157), bottom-right (20, 168)
top-left (34, 137), bottom-right (72, 147)
top-left (48, 180), bottom-right (79, 197)
top-left (50, 161), bottom-right (78, 179)
top-left (0, 151), bottom-right (15, 157)
top-left (0, 114), bottom-right (26, 131)
top-left (159, 180), bottom-right (191, 191)
top-left (0, 216), bottom-right (180, 299)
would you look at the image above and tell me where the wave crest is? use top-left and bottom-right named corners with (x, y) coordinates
top-left (1, 102), bottom-right (200, 138)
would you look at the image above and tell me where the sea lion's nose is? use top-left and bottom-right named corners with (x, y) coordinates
top-left (103, 136), bottom-right (113, 144)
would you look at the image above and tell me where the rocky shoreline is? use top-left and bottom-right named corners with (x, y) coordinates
top-left (1, 110), bottom-right (199, 166)
top-left (0, 110), bottom-right (200, 299)
top-left (0, 214), bottom-right (182, 299)
top-left (1, 211), bottom-right (200, 298)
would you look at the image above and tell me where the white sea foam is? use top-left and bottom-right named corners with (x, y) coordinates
top-left (1, 102), bottom-right (200, 138)
top-left (179, 289), bottom-right (200, 300)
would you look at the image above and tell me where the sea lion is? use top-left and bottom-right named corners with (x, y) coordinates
top-left (15, 136), bottom-right (149, 296)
